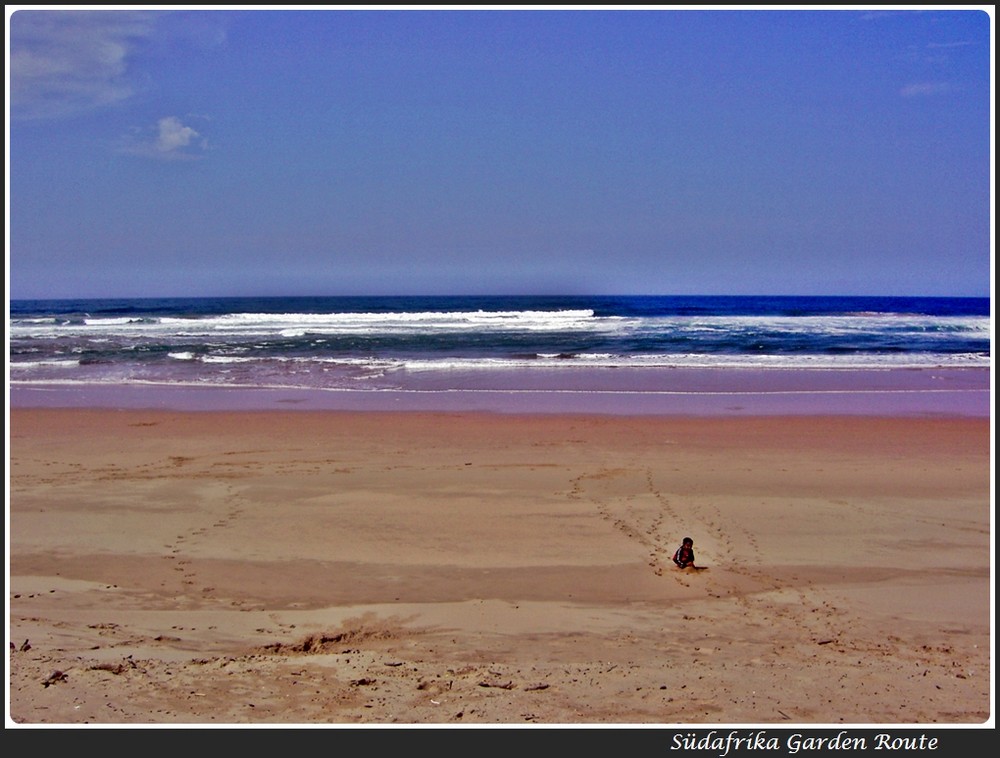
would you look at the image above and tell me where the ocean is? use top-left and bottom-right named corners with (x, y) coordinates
top-left (7, 295), bottom-right (992, 415)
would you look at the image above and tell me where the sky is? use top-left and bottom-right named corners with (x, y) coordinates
top-left (6, 6), bottom-right (994, 299)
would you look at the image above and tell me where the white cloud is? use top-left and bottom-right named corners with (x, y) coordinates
top-left (118, 115), bottom-right (208, 160)
top-left (8, 9), bottom-right (161, 120)
top-left (926, 40), bottom-right (977, 50)
top-left (899, 81), bottom-right (954, 98)
top-left (156, 116), bottom-right (199, 152)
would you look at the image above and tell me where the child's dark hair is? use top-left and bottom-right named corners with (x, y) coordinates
top-left (683, 536), bottom-right (693, 545)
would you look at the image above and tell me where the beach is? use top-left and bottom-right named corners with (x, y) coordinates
top-left (8, 2), bottom-right (993, 734)
top-left (6, 403), bottom-right (991, 726)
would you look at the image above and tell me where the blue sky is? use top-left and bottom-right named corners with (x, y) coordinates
top-left (6, 6), bottom-right (993, 299)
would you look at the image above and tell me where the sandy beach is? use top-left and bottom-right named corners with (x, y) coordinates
top-left (6, 405), bottom-right (991, 727)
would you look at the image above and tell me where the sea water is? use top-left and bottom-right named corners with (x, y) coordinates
top-left (7, 295), bottom-right (991, 415)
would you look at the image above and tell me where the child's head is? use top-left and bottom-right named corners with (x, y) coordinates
top-left (682, 537), bottom-right (693, 546)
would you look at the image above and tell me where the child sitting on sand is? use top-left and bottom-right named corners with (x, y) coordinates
top-left (673, 536), bottom-right (696, 569)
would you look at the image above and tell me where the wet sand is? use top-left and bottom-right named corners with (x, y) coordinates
top-left (7, 365), bottom-right (992, 417)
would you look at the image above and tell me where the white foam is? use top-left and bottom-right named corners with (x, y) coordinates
top-left (8, 359), bottom-right (80, 370)
top-left (9, 310), bottom-right (990, 342)
top-left (377, 351), bottom-right (991, 372)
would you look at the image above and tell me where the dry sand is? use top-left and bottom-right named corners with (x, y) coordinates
top-left (6, 408), bottom-right (992, 726)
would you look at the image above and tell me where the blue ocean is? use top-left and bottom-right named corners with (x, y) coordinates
top-left (9, 295), bottom-right (990, 405)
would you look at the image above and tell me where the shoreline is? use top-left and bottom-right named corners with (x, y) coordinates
top-left (7, 365), bottom-right (992, 417)
top-left (8, 407), bottom-right (992, 725)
